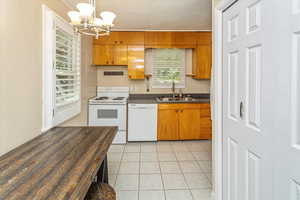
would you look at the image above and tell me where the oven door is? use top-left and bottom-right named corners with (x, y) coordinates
top-left (88, 104), bottom-right (126, 131)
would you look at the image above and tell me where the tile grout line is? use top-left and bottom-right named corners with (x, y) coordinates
top-left (182, 142), bottom-right (200, 200)
top-left (115, 145), bottom-right (125, 194)
top-left (157, 142), bottom-right (168, 200)
top-left (138, 143), bottom-right (141, 200)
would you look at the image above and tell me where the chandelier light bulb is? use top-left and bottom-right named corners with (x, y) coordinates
top-left (94, 18), bottom-right (104, 26)
top-left (100, 11), bottom-right (116, 25)
top-left (77, 3), bottom-right (95, 17)
top-left (68, 11), bottom-right (81, 25)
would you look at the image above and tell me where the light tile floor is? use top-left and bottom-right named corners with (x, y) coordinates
top-left (107, 140), bottom-right (212, 200)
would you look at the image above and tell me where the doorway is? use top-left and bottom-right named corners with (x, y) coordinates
top-left (213, 0), bottom-right (300, 199)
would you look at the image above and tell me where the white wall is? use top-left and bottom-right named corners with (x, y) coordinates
top-left (0, 0), bottom-right (96, 156)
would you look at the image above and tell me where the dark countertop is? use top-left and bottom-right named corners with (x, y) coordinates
top-left (128, 93), bottom-right (210, 104)
top-left (0, 126), bottom-right (118, 200)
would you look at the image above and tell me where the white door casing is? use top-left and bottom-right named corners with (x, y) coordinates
top-left (273, 0), bottom-right (300, 199)
top-left (222, 0), bottom-right (283, 199)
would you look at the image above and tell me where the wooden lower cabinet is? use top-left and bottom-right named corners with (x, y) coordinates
top-left (158, 103), bottom-right (212, 141)
top-left (179, 108), bottom-right (201, 140)
top-left (157, 108), bottom-right (179, 140)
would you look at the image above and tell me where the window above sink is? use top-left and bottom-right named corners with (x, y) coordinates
top-left (151, 49), bottom-right (186, 89)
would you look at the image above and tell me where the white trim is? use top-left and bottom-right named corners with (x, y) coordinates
top-left (42, 5), bottom-right (54, 133)
top-left (42, 5), bottom-right (81, 130)
top-left (212, 0), bottom-right (239, 200)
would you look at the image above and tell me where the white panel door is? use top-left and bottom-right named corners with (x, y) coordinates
top-left (273, 0), bottom-right (300, 199)
top-left (222, 0), bottom-right (281, 199)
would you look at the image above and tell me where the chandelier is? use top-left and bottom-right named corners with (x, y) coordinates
top-left (67, 0), bottom-right (116, 39)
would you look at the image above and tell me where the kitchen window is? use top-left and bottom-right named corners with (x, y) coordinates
top-left (42, 5), bottom-right (81, 131)
top-left (151, 49), bottom-right (186, 88)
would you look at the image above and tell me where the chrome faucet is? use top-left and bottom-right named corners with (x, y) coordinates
top-left (172, 81), bottom-right (176, 98)
top-left (179, 89), bottom-right (183, 99)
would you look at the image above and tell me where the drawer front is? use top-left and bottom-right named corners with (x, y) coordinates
top-left (159, 104), bottom-right (181, 110)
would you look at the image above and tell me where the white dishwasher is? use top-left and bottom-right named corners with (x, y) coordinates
top-left (128, 104), bottom-right (158, 141)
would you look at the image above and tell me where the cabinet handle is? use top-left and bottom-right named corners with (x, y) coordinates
top-left (181, 110), bottom-right (183, 113)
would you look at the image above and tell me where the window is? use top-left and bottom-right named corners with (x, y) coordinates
top-left (151, 49), bottom-right (186, 88)
top-left (55, 21), bottom-right (81, 108)
top-left (42, 5), bottom-right (81, 131)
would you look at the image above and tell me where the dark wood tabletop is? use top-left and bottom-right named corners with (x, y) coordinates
top-left (0, 126), bottom-right (118, 200)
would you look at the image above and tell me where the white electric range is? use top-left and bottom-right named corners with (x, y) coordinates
top-left (88, 87), bottom-right (129, 144)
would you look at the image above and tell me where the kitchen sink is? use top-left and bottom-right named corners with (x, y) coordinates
top-left (156, 96), bottom-right (199, 103)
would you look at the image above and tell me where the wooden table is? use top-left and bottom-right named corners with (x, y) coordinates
top-left (0, 126), bottom-right (118, 200)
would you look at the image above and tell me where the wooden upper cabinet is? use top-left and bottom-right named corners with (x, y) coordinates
top-left (196, 32), bottom-right (212, 45)
top-left (119, 32), bottom-right (145, 45)
top-left (145, 32), bottom-right (211, 48)
top-left (173, 32), bottom-right (199, 45)
top-left (93, 45), bottom-right (112, 65)
top-left (128, 45), bottom-right (145, 79)
top-left (193, 44), bottom-right (212, 79)
top-left (93, 32), bottom-right (144, 45)
top-left (93, 45), bottom-right (127, 65)
top-left (93, 32), bottom-right (120, 45)
top-left (113, 45), bottom-right (128, 65)
top-left (145, 32), bottom-right (174, 47)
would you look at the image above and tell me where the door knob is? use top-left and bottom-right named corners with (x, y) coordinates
top-left (240, 101), bottom-right (244, 119)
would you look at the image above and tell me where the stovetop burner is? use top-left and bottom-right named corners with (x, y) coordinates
top-left (95, 96), bottom-right (109, 100)
top-left (113, 97), bottom-right (125, 100)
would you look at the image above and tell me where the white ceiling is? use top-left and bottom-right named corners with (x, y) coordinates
top-left (67, 0), bottom-right (212, 31)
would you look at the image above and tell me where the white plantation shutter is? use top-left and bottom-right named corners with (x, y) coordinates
top-left (53, 15), bottom-right (81, 126)
top-left (152, 49), bottom-right (186, 88)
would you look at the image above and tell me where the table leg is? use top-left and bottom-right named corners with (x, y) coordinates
top-left (97, 155), bottom-right (108, 184)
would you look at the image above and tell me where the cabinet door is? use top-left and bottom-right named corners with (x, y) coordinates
top-left (93, 32), bottom-right (120, 45)
top-left (119, 32), bottom-right (145, 45)
top-left (193, 45), bottom-right (212, 79)
top-left (112, 45), bottom-right (128, 65)
top-left (158, 109), bottom-right (179, 141)
top-left (196, 32), bottom-right (212, 45)
top-left (173, 32), bottom-right (199, 45)
top-left (179, 108), bottom-right (201, 140)
top-left (93, 45), bottom-right (113, 65)
top-left (145, 32), bottom-right (173, 47)
top-left (199, 104), bottom-right (212, 139)
top-left (128, 45), bottom-right (145, 79)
